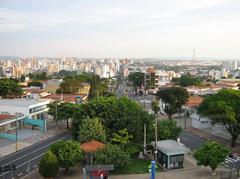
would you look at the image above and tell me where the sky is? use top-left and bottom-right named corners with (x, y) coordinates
top-left (0, 0), bottom-right (240, 58)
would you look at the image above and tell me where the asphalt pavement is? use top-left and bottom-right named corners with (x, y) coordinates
top-left (117, 81), bottom-right (208, 151)
top-left (0, 131), bottom-right (72, 179)
top-left (179, 131), bottom-right (206, 150)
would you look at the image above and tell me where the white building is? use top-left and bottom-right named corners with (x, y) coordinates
top-left (0, 99), bottom-right (51, 132)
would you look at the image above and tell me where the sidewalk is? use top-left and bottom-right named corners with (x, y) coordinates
top-left (186, 127), bottom-right (240, 152)
top-left (23, 152), bottom-right (231, 179)
top-left (24, 165), bottom-right (229, 179)
top-left (0, 120), bottom-right (67, 157)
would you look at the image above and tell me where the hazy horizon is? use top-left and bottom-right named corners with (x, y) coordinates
top-left (1, 0), bottom-right (240, 58)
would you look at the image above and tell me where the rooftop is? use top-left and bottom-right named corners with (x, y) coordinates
top-left (0, 98), bottom-right (50, 107)
top-left (81, 140), bottom-right (106, 153)
top-left (25, 89), bottom-right (46, 94)
top-left (0, 114), bottom-right (15, 121)
top-left (185, 86), bottom-right (221, 90)
top-left (185, 96), bottom-right (203, 108)
top-left (155, 140), bottom-right (187, 156)
top-left (43, 94), bottom-right (87, 103)
top-left (0, 114), bottom-right (25, 126)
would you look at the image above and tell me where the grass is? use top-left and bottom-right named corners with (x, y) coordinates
top-left (113, 158), bottom-right (162, 175)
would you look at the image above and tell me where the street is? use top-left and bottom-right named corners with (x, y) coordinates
top-left (117, 81), bottom-right (207, 151)
top-left (0, 131), bottom-right (71, 179)
top-left (179, 131), bottom-right (206, 150)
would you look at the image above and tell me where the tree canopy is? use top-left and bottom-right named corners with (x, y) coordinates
top-left (128, 72), bottom-right (144, 88)
top-left (27, 81), bottom-right (43, 88)
top-left (157, 120), bottom-right (182, 140)
top-left (93, 144), bottom-right (131, 168)
top-left (29, 72), bottom-right (48, 81)
top-left (56, 73), bottom-right (112, 99)
top-left (110, 128), bottom-right (133, 146)
top-left (156, 87), bottom-right (189, 119)
top-left (39, 151), bottom-right (59, 178)
top-left (72, 96), bottom-right (154, 144)
top-left (56, 70), bottom-right (77, 78)
top-left (57, 74), bottom-right (91, 94)
top-left (0, 78), bottom-right (23, 98)
top-left (198, 89), bottom-right (240, 147)
top-left (172, 75), bottom-right (203, 87)
top-left (50, 140), bottom-right (82, 173)
top-left (48, 102), bottom-right (78, 128)
top-left (194, 141), bottom-right (229, 175)
top-left (78, 117), bottom-right (107, 143)
top-left (88, 75), bottom-right (111, 100)
top-left (151, 100), bottom-right (160, 115)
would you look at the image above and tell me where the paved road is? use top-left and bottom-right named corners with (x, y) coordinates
top-left (180, 131), bottom-right (207, 150)
top-left (0, 131), bottom-right (72, 179)
top-left (117, 80), bottom-right (207, 151)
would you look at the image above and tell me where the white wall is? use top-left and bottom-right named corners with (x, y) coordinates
top-left (1, 106), bottom-right (30, 116)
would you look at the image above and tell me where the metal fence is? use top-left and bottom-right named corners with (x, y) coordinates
top-left (220, 171), bottom-right (239, 179)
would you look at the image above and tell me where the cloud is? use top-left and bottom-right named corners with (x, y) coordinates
top-left (0, 0), bottom-right (240, 58)
top-left (0, 0), bottom-right (239, 32)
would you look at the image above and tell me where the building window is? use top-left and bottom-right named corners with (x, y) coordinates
top-left (29, 105), bottom-right (47, 114)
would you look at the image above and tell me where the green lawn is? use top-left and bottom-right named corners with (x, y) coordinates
top-left (113, 158), bottom-right (161, 174)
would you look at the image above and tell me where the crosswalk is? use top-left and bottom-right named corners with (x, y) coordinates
top-left (224, 156), bottom-right (240, 169)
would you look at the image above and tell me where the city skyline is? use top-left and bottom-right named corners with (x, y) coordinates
top-left (1, 0), bottom-right (240, 58)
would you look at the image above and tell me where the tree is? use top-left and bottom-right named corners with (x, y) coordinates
top-left (171, 75), bottom-right (203, 87)
top-left (198, 89), bottom-right (240, 147)
top-left (0, 78), bottom-right (23, 98)
top-left (194, 141), bottom-right (229, 175)
top-left (58, 77), bottom-right (84, 94)
top-left (39, 151), bottom-right (59, 178)
top-left (50, 140), bottom-right (82, 173)
top-left (20, 75), bottom-right (25, 82)
top-left (58, 103), bottom-right (78, 128)
top-left (156, 87), bottom-right (189, 119)
top-left (57, 70), bottom-right (77, 78)
top-left (49, 140), bottom-right (65, 155)
top-left (56, 73), bottom-right (92, 94)
top-left (93, 144), bottom-right (131, 168)
top-left (48, 102), bottom-right (77, 129)
top-left (72, 96), bottom-right (154, 144)
top-left (27, 81), bottom-right (43, 88)
top-left (110, 128), bottom-right (133, 146)
top-left (47, 101), bottom-right (59, 130)
top-left (128, 72), bottom-right (144, 88)
top-left (110, 128), bottom-right (138, 156)
top-left (88, 74), bottom-right (100, 100)
top-left (158, 120), bottom-right (182, 140)
top-left (29, 72), bottom-right (48, 81)
top-left (171, 87), bottom-right (189, 116)
top-left (78, 117), bottom-right (107, 143)
top-left (87, 75), bottom-right (111, 100)
top-left (151, 100), bottom-right (160, 115)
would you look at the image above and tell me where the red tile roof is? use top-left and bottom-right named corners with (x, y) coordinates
top-left (185, 96), bottom-right (203, 108)
top-left (0, 114), bottom-right (15, 121)
top-left (80, 140), bottom-right (106, 153)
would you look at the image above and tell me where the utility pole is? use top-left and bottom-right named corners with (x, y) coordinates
top-left (154, 115), bottom-right (158, 161)
top-left (144, 123), bottom-right (146, 155)
top-left (15, 118), bottom-right (18, 151)
top-left (55, 102), bottom-right (58, 134)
